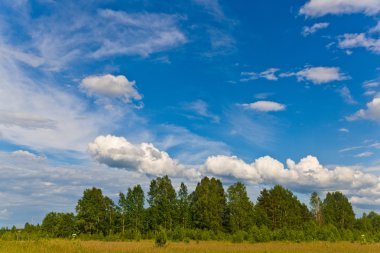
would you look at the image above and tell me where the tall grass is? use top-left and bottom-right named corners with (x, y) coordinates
top-left (1, 240), bottom-right (380, 253)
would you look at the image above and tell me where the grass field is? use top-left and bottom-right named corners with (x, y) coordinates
top-left (1, 240), bottom-right (380, 253)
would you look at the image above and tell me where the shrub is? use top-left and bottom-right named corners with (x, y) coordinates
top-left (155, 227), bottom-right (167, 247)
top-left (231, 231), bottom-right (246, 243)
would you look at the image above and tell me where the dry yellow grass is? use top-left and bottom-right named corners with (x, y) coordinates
top-left (1, 240), bottom-right (380, 253)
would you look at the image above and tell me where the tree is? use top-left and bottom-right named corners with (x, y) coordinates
top-left (226, 182), bottom-right (255, 232)
top-left (322, 191), bottom-right (355, 229)
top-left (191, 177), bottom-right (226, 231)
top-left (118, 185), bottom-right (145, 234)
top-left (147, 176), bottom-right (177, 231)
top-left (76, 187), bottom-right (115, 235)
top-left (256, 185), bottom-right (311, 230)
top-left (176, 182), bottom-right (190, 229)
top-left (41, 212), bottom-right (76, 237)
top-left (310, 192), bottom-right (323, 226)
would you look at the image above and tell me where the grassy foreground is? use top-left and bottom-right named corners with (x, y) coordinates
top-left (1, 240), bottom-right (380, 253)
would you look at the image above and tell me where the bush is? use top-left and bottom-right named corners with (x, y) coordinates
top-left (155, 227), bottom-right (167, 247)
top-left (231, 231), bottom-right (246, 243)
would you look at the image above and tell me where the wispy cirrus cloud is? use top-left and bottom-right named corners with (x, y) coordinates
top-left (193, 0), bottom-right (225, 19)
top-left (337, 86), bottom-right (357, 105)
top-left (182, 100), bottom-right (220, 123)
top-left (2, 4), bottom-right (187, 71)
top-left (241, 68), bottom-right (279, 82)
top-left (241, 66), bottom-right (349, 85)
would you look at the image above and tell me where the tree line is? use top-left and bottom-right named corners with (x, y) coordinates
top-left (2, 175), bottom-right (380, 243)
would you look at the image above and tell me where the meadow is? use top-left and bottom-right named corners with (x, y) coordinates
top-left (1, 240), bottom-right (380, 253)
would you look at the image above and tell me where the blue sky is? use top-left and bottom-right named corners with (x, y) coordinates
top-left (1, 0), bottom-right (380, 227)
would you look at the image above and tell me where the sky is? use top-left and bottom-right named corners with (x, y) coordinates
top-left (1, 0), bottom-right (380, 227)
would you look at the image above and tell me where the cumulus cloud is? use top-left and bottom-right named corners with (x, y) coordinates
top-left (203, 155), bottom-right (378, 191)
top-left (282, 66), bottom-right (349, 84)
top-left (338, 33), bottom-right (380, 54)
top-left (241, 68), bottom-right (279, 82)
top-left (88, 135), bottom-right (380, 197)
top-left (88, 135), bottom-right (200, 179)
top-left (347, 97), bottom-right (380, 123)
top-left (302, 22), bottom-right (329, 37)
top-left (81, 74), bottom-right (142, 103)
top-left (240, 101), bottom-right (286, 112)
top-left (300, 0), bottom-right (380, 17)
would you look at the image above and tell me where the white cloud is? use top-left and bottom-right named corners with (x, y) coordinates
top-left (339, 128), bottom-right (349, 133)
top-left (5, 6), bottom-right (187, 71)
top-left (93, 10), bottom-right (187, 58)
top-left (338, 86), bottom-right (357, 104)
top-left (203, 155), bottom-right (378, 192)
top-left (370, 21), bottom-right (380, 34)
top-left (355, 151), bottom-right (374, 158)
top-left (81, 74), bottom-right (142, 103)
top-left (203, 155), bottom-right (261, 182)
top-left (302, 22), bottom-right (329, 37)
top-left (240, 101), bottom-right (286, 112)
top-left (88, 135), bottom-right (200, 179)
top-left (364, 80), bottom-right (379, 88)
top-left (0, 38), bottom-right (115, 152)
top-left (282, 66), bottom-right (349, 84)
top-left (193, 0), bottom-right (224, 19)
top-left (254, 92), bottom-right (273, 99)
top-left (12, 150), bottom-right (45, 161)
top-left (0, 111), bottom-right (56, 129)
top-left (241, 68), bottom-right (279, 82)
top-left (338, 33), bottom-right (380, 54)
top-left (347, 97), bottom-right (380, 123)
top-left (155, 124), bottom-right (230, 165)
top-left (0, 209), bottom-right (10, 220)
top-left (0, 151), bottom-right (151, 226)
top-left (300, 0), bottom-right (380, 17)
top-left (182, 100), bottom-right (220, 123)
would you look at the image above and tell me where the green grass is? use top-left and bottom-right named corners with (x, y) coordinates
top-left (1, 240), bottom-right (380, 253)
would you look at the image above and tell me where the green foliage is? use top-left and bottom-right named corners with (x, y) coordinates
top-left (231, 230), bottom-right (247, 243)
top-left (226, 182), bottom-right (255, 233)
top-left (191, 177), bottom-right (226, 232)
top-left (9, 175), bottom-right (380, 244)
top-left (322, 192), bottom-right (355, 229)
top-left (148, 176), bottom-right (177, 231)
top-left (256, 185), bottom-right (311, 230)
top-left (42, 212), bottom-right (76, 238)
top-left (76, 187), bottom-right (115, 235)
top-left (176, 182), bottom-right (191, 229)
top-left (310, 192), bottom-right (323, 226)
top-left (118, 184), bottom-right (145, 235)
top-left (155, 227), bottom-right (167, 247)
